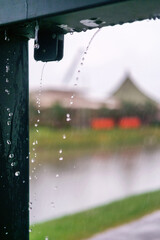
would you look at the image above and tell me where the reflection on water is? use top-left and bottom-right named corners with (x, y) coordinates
top-left (30, 148), bottom-right (160, 224)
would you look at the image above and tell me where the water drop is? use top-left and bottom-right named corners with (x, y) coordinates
top-left (7, 121), bottom-right (11, 125)
top-left (67, 117), bottom-right (71, 122)
top-left (31, 159), bottom-right (35, 163)
top-left (63, 134), bottom-right (66, 139)
top-left (9, 112), bottom-right (13, 117)
top-left (34, 43), bottom-right (40, 49)
top-left (38, 110), bottom-right (40, 114)
top-left (59, 149), bottom-right (62, 154)
top-left (59, 157), bottom-right (63, 161)
top-left (37, 119), bottom-right (40, 122)
top-left (6, 65), bottom-right (10, 73)
top-left (29, 229), bottom-right (32, 233)
top-left (5, 89), bottom-right (10, 95)
top-left (6, 78), bottom-right (9, 83)
top-left (15, 171), bottom-right (20, 177)
top-left (35, 124), bottom-right (38, 127)
top-left (7, 140), bottom-right (11, 145)
top-left (7, 108), bottom-right (10, 112)
top-left (9, 154), bottom-right (14, 158)
top-left (45, 237), bottom-right (49, 240)
top-left (70, 101), bottom-right (73, 105)
top-left (23, 180), bottom-right (25, 183)
top-left (56, 174), bottom-right (59, 178)
top-left (11, 162), bottom-right (16, 167)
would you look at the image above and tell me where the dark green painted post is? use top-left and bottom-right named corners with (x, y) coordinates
top-left (0, 35), bottom-right (29, 240)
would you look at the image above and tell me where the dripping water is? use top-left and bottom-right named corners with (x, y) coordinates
top-left (59, 28), bottom-right (101, 163)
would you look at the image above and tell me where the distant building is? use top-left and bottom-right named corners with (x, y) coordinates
top-left (30, 88), bottom-right (102, 109)
top-left (107, 74), bottom-right (157, 107)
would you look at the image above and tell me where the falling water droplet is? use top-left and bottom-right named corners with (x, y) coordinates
top-left (15, 171), bottom-right (20, 177)
top-left (29, 229), bottom-right (32, 233)
top-left (9, 112), bottom-right (13, 117)
top-left (31, 159), bottom-right (35, 163)
top-left (6, 65), bottom-right (10, 73)
top-left (63, 134), bottom-right (66, 139)
top-left (45, 237), bottom-right (49, 240)
top-left (59, 149), bottom-right (62, 154)
top-left (35, 124), bottom-right (38, 127)
top-left (5, 89), bottom-right (10, 95)
top-left (56, 174), bottom-right (59, 178)
top-left (7, 108), bottom-right (10, 112)
top-left (34, 43), bottom-right (40, 49)
top-left (59, 157), bottom-right (63, 161)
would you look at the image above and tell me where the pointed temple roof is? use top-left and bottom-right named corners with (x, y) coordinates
top-left (111, 75), bottom-right (156, 105)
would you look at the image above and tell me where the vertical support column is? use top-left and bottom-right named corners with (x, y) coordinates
top-left (0, 36), bottom-right (29, 240)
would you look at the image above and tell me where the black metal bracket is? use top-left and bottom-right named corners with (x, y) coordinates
top-left (34, 30), bottom-right (64, 62)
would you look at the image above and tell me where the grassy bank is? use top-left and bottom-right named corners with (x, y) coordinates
top-left (30, 126), bottom-right (160, 152)
top-left (30, 190), bottom-right (160, 240)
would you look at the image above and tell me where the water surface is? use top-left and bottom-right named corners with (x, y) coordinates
top-left (30, 147), bottom-right (160, 224)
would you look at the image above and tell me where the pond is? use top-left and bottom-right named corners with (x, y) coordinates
top-left (30, 147), bottom-right (160, 224)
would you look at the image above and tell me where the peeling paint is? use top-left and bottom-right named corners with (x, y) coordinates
top-left (58, 24), bottom-right (74, 32)
top-left (80, 19), bottom-right (99, 27)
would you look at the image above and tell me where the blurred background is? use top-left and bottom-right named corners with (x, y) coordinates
top-left (29, 19), bottom-right (160, 239)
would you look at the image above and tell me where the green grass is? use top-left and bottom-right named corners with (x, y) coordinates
top-left (30, 190), bottom-right (160, 240)
top-left (30, 126), bottom-right (160, 152)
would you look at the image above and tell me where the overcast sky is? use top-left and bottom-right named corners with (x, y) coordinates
top-left (29, 19), bottom-right (160, 102)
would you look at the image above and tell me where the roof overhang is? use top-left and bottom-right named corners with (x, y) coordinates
top-left (0, 0), bottom-right (160, 38)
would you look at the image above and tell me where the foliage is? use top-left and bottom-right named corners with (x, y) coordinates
top-left (96, 102), bottom-right (158, 124)
top-left (30, 126), bottom-right (160, 155)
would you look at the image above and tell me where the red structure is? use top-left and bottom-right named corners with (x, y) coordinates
top-left (91, 118), bottom-right (115, 129)
top-left (118, 117), bottom-right (141, 129)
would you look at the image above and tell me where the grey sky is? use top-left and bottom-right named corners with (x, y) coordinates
top-left (29, 19), bottom-right (160, 102)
